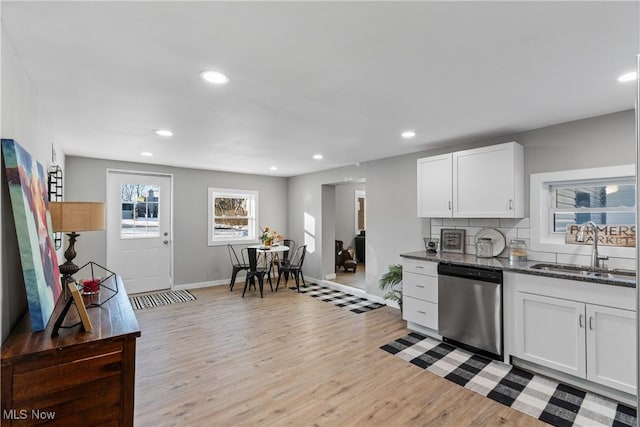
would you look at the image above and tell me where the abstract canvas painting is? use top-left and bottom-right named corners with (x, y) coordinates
top-left (2, 139), bottom-right (62, 331)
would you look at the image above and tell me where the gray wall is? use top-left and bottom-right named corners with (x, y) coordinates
top-left (65, 156), bottom-right (288, 287)
top-left (287, 109), bottom-right (635, 299)
top-left (334, 182), bottom-right (366, 250)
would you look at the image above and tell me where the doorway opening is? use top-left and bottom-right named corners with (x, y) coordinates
top-left (331, 182), bottom-right (366, 291)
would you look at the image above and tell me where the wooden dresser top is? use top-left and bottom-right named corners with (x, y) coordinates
top-left (1, 276), bottom-right (140, 362)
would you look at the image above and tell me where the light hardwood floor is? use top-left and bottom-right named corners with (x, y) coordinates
top-left (134, 284), bottom-right (546, 426)
top-left (334, 263), bottom-right (366, 289)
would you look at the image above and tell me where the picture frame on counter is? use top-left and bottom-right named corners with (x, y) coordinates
top-left (440, 228), bottom-right (465, 253)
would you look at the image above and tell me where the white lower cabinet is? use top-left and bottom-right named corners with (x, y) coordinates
top-left (402, 259), bottom-right (438, 333)
top-left (515, 292), bottom-right (586, 378)
top-left (515, 290), bottom-right (635, 395)
top-left (586, 304), bottom-right (636, 395)
top-left (403, 296), bottom-right (438, 330)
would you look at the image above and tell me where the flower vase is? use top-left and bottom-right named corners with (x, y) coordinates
top-left (264, 240), bottom-right (272, 247)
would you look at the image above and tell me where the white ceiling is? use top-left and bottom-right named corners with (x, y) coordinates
top-left (2, 1), bottom-right (638, 177)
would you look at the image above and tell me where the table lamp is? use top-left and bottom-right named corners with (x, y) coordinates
top-left (49, 202), bottom-right (105, 277)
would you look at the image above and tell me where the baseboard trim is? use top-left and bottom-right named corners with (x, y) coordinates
top-left (173, 276), bottom-right (245, 291)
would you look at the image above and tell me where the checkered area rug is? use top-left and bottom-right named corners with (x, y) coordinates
top-left (381, 332), bottom-right (636, 427)
top-left (293, 284), bottom-right (384, 313)
top-left (129, 290), bottom-right (196, 310)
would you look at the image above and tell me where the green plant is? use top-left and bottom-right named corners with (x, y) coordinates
top-left (379, 264), bottom-right (402, 309)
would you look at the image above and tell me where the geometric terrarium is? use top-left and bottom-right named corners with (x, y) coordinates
top-left (73, 261), bottom-right (118, 308)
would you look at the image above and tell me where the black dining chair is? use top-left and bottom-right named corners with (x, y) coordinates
top-left (242, 247), bottom-right (273, 298)
top-left (276, 239), bottom-right (295, 281)
top-left (228, 244), bottom-right (249, 291)
top-left (276, 245), bottom-right (307, 292)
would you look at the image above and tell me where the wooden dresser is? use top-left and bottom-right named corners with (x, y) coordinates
top-left (1, 276), bottom-right (140, 426)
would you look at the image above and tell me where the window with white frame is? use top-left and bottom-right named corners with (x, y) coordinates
top-left (207, 188), bottom-right (258, 245)
top-left (550, 179), bottom-right (635, 234)
top-left (530, 164), bottom-right (636, 256)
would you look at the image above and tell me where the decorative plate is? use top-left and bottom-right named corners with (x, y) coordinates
top-left (475, 228), bottom-right (506, 257)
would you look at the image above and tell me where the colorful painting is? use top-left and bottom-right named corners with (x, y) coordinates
top-left (2, 139), bottom-right (62, 331)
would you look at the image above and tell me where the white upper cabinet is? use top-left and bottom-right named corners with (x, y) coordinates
top-left (417, 142), bottom-right (524, 218)
top-left (417, 154), bottom-right (453, 217)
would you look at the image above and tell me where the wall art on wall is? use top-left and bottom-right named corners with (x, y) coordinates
top-left (2, 139), bottom-right (62, 331)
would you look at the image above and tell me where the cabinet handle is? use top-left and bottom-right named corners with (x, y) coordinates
top-left (415, 284), bottom-right (425, 288)
top-left (509, 199), bottom-right (513, 210)
top-left (415, 266), bottom-right (424, 269)
top-left (579, 314), bottom-right (584, 328)
top-left (448, 200), bottom-right (452, 210)
top-left (417, 310), bottom-right (426, 314)
top-left (589, 316), bottom-right (594, 330)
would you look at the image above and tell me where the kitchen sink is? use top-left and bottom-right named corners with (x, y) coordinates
top-left (529, 263), bottom-right (636, 281)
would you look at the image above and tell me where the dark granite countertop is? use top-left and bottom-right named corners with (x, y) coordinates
top-left (400, 250), bottom-right (636, 288)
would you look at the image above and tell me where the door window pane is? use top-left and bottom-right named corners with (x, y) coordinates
top-left (120, 184), bottom-right (160, 238)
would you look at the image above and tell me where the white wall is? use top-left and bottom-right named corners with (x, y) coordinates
top-left (1, 25), bottom-right (65, 340)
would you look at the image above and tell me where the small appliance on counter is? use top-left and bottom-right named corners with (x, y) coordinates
top-left (508, 239), bottom-right (528, 262)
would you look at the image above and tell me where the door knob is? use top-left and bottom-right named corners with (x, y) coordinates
top-left (163, 240), bottom-right (169, 245)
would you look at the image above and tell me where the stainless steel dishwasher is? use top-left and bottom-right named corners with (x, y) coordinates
top-left (437, 262), bottom-right (503, 360)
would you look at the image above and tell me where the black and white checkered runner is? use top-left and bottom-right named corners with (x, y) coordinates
top-left (129, 290), bottom-right (196, 310)
top-left (294, 284), bottom-right (384, 313)
top-left (381, 332), bottom-right (636, 427)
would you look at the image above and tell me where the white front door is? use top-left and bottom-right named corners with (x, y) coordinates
top-left (106, 171), bottom-right (172, 294)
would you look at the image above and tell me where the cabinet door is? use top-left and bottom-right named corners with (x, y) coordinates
top-left (417, 154), bottom-right (452, 217)
top-left (586, 305), bottom-right (636, 395)
top-left (403, 295), bottom-right (438, 330)
top-left (515, 292), bottom-right (586, 378)
top-left (453, 142), bottom-right (519, 217)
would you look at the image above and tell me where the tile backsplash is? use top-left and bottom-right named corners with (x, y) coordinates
top-left (429, 218), bottom-right (636, 271)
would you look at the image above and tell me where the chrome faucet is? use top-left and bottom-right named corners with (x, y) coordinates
top-left (576, 221), bottom-right (608, 269)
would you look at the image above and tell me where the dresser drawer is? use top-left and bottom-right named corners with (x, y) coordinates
top-left (402, 259), bottom-right (438, 276)
top-left (403, 296), bottom-right (438, 330)
top-left (403, 272), bottom-right (438, 303)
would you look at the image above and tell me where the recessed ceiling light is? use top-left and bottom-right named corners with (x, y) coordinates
top-left (313, 154), bottom-right (323, 160)
top-left (618, 71), bottom-right (637, 82)
top-left (270, 166), bottom-right (278, 171)
top-left (140, 152), bottom-right (153, 157)
top-left (200, 70), bottom-right (230, 85)
top-left (401, 130), bottom-right (416, 139)
top-left (155, 129), bottom-right (173, 137)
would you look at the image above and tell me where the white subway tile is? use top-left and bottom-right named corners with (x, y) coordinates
top-left (516, 218), bottom-right (531, 228)
top-left (499, 218), bottom-right (519, 228)
top-left (470, 218), bottom-right (500, 227)
top-left (443, 218), bottom-right (457, 227)
top-left (465, 227), bottom-right (483, 237)
top-left (431, 218), bottom-right (443, 226)
top-left (453, 218), bottom-right (470, 226)
top-left (527, 251), bottom-right (557, 263)
top-left (465, 245), bottom-right (475, 255)
top-left (605, 257), bottom-right (636, 271)
top-left (557, 253), bottom-right (591, 266)
top-left (517, 228), bottom-right (530, 239)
